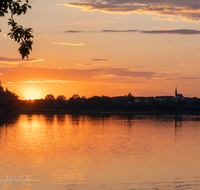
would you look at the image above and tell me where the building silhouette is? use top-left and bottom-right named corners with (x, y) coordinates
top-left (175, 86), bottom-right (183, 98)
top-left (0, 80), bottom-right (3, 93)
top-left (174, 86), bottom-right (184, 101)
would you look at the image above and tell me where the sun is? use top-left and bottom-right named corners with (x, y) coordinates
top-left (24, 89), bottom-right (41, 100)
top-left (27, 97), bottom-right (34, 100)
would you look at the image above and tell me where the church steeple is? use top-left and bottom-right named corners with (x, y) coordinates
top-left (175, 86), bottom-right (177, 97)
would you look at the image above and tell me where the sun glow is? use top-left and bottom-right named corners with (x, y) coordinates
top-left (24, 89), bottom-right (42, 100)
top-left (26, 98), bottom-right (34, 100)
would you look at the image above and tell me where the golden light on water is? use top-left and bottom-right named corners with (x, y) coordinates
top-left (24, 89), bottom-right (42, 100)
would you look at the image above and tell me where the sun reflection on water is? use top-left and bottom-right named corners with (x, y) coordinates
top-left (0, 115), bottom-right (200, 189)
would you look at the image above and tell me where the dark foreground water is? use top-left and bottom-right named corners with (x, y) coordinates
top-left (0, 114), bottom-right (200, 190)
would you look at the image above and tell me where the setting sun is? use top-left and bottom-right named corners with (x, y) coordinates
top-left (26, 97), bottom-right (34, 100)
top-left (24, 89), bottom-right (41, 100)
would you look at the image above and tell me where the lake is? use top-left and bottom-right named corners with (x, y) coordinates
top-left (0, 114), bottom-right (200, 190)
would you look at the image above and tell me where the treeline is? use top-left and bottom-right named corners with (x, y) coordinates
top-left (1, 86), bottom-right (200, 112)
top-left (21, 93), bottom-right (200, 112)
top-left (0, 86), bottom-right (20, 112)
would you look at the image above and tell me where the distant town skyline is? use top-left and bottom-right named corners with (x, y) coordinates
top-left (1, 0), bottom-right (200, 99)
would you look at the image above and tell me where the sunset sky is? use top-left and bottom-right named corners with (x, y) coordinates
top-left (1, 0), bottom-right (200, 99)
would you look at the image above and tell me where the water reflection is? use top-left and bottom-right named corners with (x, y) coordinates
top-left (0, 114), bottom-right (200, 190)
top-left (0, 113), bottom-right (19, 127)
top-left (45, 114), bottom-right (55, 122)
top-left (70, 114), bottom-right (81, 125)
top-left (56, 114), bottom-right (66, 124)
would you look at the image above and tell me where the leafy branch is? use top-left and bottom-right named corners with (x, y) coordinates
top-left (0, 0), bottom-right (33, 59)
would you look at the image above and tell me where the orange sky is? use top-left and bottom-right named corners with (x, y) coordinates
top-left (1, 0), bottom-right (200, 99)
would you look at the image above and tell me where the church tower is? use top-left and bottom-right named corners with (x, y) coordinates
top-left (175, 86), bottom-right (177, 97)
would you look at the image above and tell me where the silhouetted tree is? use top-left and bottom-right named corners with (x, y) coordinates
top-left (45, 94), bottom-right (55, 100)
top-left (71, 94), bottom-right (80, 99)
top-left (67, 94), bottom-right (82, 109)
top-left (5, 88), bottom-right (19, 100)
top-left (57, 95), bottom-right (66, 101)
top-left (0, 87), bottom-right (20, 111)
top-left (126, 92), bottom-right (134, 102)
top-left (56, 95), bottom-right (67, 109)
top-left (127, 92), bottom-right (132, 97)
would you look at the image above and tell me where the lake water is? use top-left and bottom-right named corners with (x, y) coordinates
top-left (0, 114), bottom-right (200, 190)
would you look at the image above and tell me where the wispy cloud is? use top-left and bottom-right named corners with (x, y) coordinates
top-left (0, 57), bottom-right (43, 62)
top-left (53, 42), bottom-right (85, 46)
top-left (92, 74), bottom-right (134, 79)
top-left (63, 20), bottom-right (115, 25)
top-left (152, 17), bottom-right (181, 22)
top-left (141, 29), bottom-right (200, 34)
top-left (0, 57), bottom-right (43, 67)
top-left (66, 30), bottom-right (85, 33)
top-left (65, 29), bottom-right (200, 35)
top-left (90, 59), bottom-right (110, 61)
top-left (17, 79), bottom-right (77, 84)
top-left (101, 30), bottom-right (138, 33)
top-left (77, 63), bottom-right (108, 66)
top-left (179, 77), bottom-right (200, 80)
top-left (65, 0), bottom-right (200, 22)
top-left (179, 63), bottom-right (189, 66)
top-left (158, 27), bottom-right (169, 30)
top-left (0, 62), bottom-right (21, 66)
top-left (77, 63), bottom-right (98, 66)
top-left (65, 29), bottom-right (139, 33)
top-left (0, 67), bottom-right (156, 85)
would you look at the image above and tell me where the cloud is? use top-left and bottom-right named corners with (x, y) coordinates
top-left (65, 29), bottom-right (200, 35)
top-left (65, 29), bottom-right (138, 33)
top-left (0, 62), bottom-right (20, 66)
top-left (99, 68), bottom-right (155, 79)
top-left (101, 30), bottom-right (138, 33)
top-left (179, 77), bottom-right (200, 80)
top-left (77, 63), bottom-right (108, 66)
top-left (63, 20), bottom-right (115, 25)
top-left (53, 42), bottom-right (85, 46)
top-left (0, 57), bottom-right (43, 62)
top-left (0, 57), bottom-right (43, 67)
top-left (152, 17), bottom-right (181, 22)
top-left (90, 59), bottom-right (110, 61)
top-left (0, 67), bottom-right (156, 85)
top-left (162, 75), bottom-right (200, 80)
top-left (66, 30), bottom-right (85, 33)
top-left (77, 63), bottom-right (98, 66)
top-left (141, 29), bottom-right (200, 34)
top-left (92, 74), bottom-right (120, 79)
top-left (152, 73), bottom-right (178, 80)
top-left (17, 79), bottom-right (77, 84)
top-left (179, 63), bottom-right (189, 66)
top-left (92, 74), bottom-right (134, 79)
top-left (66, 0), bottom-right (200, 22)
top-left (158, 27), bottom-right (169, 30)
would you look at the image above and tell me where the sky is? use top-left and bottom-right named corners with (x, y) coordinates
top-left (1, 0), bottom-right (200, 99)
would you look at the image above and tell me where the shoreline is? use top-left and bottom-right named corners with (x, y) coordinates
top-left (17, 109), bottom-right (200, 115)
